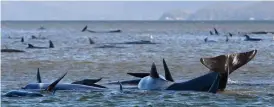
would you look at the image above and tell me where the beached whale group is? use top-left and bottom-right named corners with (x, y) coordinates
top-left (4, 49), bottom-right (258, 97)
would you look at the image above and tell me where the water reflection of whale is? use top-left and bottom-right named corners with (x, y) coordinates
top-left (244, 35), bottom-right (262, 41)
top-left (108, 50), bottom-right (257, 93)
top-left (82, 25), bottom-right (122, 33)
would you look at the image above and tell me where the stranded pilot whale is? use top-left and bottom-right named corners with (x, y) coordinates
top-left (4, 72), bottom-right (67, 97)
top-left (111, 50), bottom-right (257, 93)
top-left (82, 25), bottom-right (122, 33)
top-left (27, 40), bottom-right (54, 49)
top-left (22, 68), bottom-right (107, 90)
top-left (244, 35), bottom-right (262, 41)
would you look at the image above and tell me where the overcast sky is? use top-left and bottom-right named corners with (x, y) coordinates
top-left (1, 1), bottom-right (219, 20)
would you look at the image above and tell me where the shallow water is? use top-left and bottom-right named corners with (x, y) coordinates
top-left (1, 21), bottom-right (274, 107)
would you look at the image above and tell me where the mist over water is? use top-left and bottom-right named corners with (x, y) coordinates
top-left (1, 21), bottom-right (274, 106)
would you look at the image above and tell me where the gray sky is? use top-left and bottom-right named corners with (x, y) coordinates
top-left (1, 1), bottom-right (216, 20)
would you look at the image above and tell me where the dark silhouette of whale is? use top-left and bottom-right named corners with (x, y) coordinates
top-left (204, 37), bottom-right (217, 42)
top-left (27, 40), bottom-right (54, 49)
top-left (94, 44), bottom-right (126, 49)
top-left (1, 49), bottom-right (25, 53)
top-left (244, 35), bottom-right (262, 41)
top-left (82, 25), bottom-right (122, 33)
top-left (214, 28), bottom-right (219, 35)
top-left (112, 40), bottom-right (158, 45)
top-left (109, 50), bottom-right (257, 93)
top-left (4, 72), bottom-right (67, 97)
top-left (21, 37), bottom-right (24, 42)
top-left (22, 68), bottom-right (107, 90)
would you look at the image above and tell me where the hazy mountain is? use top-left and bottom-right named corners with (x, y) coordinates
top-left (160, 1), bottom-right (274, 20)
top-left (159, 10), bottom-right (192, 20)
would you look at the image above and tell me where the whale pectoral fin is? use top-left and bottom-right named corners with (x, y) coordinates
top-left (46, 72), bottom-right (67, 92)
top-left (208, 73), bottom-right (220, 93)
top-left (37, 68), bottom-right (42, 83)
top-left (86, 83), bottom-right (107, 88)
top-left (72, 78), bottom-right (103, 84)
top-left (127, 73), bottom-right (149, 78)
top-left (163, 59), bottom-right (174, 82)
top-left (150, 62), bottom-right (159, 78)
top-left (88, 37), bottom-right (95, 44)
top-left (82, 25), bottom-right (88, 32)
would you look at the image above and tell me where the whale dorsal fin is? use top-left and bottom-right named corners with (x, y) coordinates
top-left (127, 73), bottom-right (149, 78)
top-left (45, 72), bottom-right (67, 92)
top-left (37, 68), bottom-right (42, 83)
top-left (229, 33), bottom-right (233, 37)
top-left (244, 35), bottom-right (250, 39)
top-left (21, 37), bottom-right (24, 42)
top-left (118, 81), bottom-right (123, 92)
top-left (150, 62), bottom-right (159, 78)
top-left (88, 37), bottom-right (95, 44)
top-left (82, 25), bottom-right (88, 32)
top-left (214, 28), bottom-right (219, 35)
top-left (163, 59), bottom-right (174, 82)
top-left (28, 44), bottom-right (35, 48)
top-left (210, 31), bottom-right (213, 35)
top-left (49, 40), bottom-right (54, 48)
top-left (200, 50), bottom-right (257, 74)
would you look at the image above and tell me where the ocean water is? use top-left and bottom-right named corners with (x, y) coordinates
top-left (1, 21), bottom-right (274, 107)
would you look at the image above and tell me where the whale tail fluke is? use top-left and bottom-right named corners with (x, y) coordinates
top-left (49, 40), bottom-right (54, 48)
top-left (200, 50), bottom-right (257, 74)
top-left (200, 50), bottom-right (257, 90)
top-left (82, 25), bottom-right (88, 32)
top-left (88, 37), bottom-right (95, 44)
top-left (37, 68), bottom-right (42, 83)
top-left (163, 59), bottom-right (174, 82)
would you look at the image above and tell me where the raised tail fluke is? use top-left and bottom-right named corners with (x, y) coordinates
top-left (200, 50), bottom-right (257, 74)
top-left (163, 59), bottom-right (174, 82)
top-left (49, 40), bottom-right (54, 48)
top-left (45, 72), bottom-right (67, 92)
top-left (200, 50), bottom-right (257, 90)
top-left (82, 25), bottom-right (88, 32)
top-left (37, 68), bottom-right (42, 83)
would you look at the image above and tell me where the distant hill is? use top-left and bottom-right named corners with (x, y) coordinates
top-left (159, 10), bottom-right (191, 20)
top-left (160, 1), bottom-right (274, 20)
